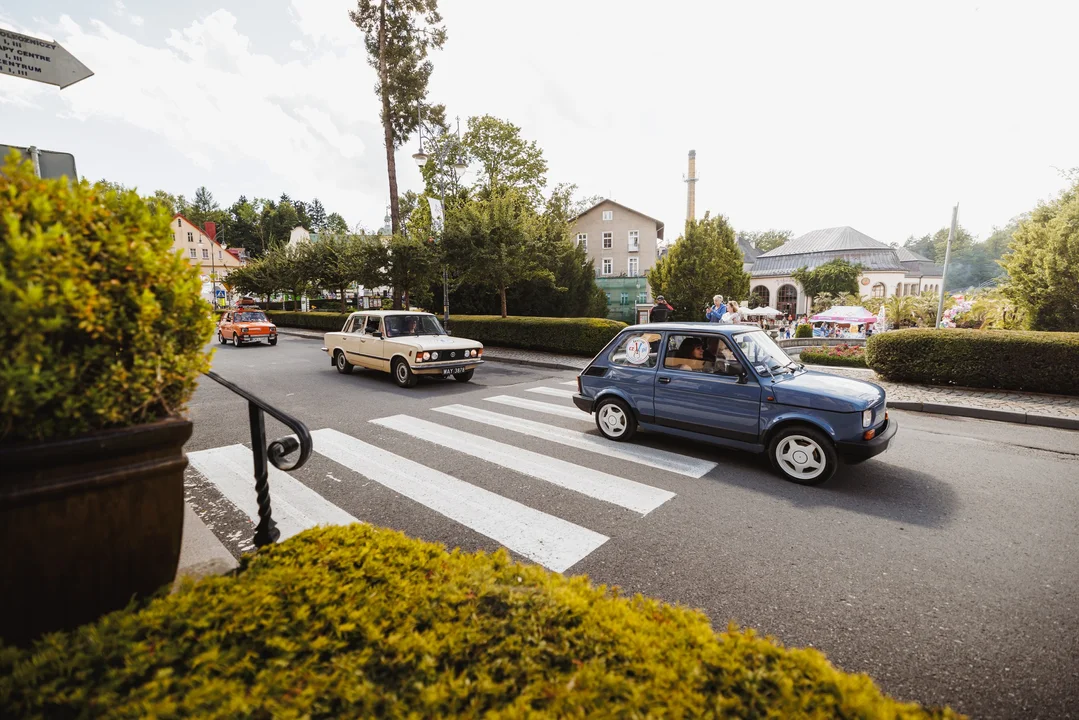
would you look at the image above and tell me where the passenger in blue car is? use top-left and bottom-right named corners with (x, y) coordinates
top-left (671, 337), bottom-right (705, 371)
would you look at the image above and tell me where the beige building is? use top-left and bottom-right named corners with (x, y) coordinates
top-left (569, 199), bottom-right (665, 322)
top-left (570, 199), bottom-right (665, 281)
top-left (169, 213), bottom-right (242, 279)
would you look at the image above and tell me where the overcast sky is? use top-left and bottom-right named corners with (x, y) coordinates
top-left (3, 0), bottom-right (1076, 243)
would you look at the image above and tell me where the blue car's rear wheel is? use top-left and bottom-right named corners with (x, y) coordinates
top-left (768, 426), bottom-right (837, 485)
top-left (596, 398), bottom-right (636, 442)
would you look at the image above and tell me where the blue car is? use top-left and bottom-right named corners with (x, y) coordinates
top-left (572, 323), bottom-right (896, 485)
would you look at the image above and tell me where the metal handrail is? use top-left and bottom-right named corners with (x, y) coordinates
top-left (202, 370), bottom-right (313, 547)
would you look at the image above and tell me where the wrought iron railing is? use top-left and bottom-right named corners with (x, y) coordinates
top-left (202, 371), bottom-right (312, 548)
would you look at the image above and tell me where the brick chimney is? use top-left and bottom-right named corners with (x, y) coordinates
top-left (685, 150), bottom-right (698, 222)
top-left (204, 221), bottom-right (217, 241)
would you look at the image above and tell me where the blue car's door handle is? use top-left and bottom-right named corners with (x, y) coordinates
top-left (658, 376), bottom-right (671, 384)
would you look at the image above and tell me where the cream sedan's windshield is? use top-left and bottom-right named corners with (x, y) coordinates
top-left (384, 314), bottom-right (446, 337)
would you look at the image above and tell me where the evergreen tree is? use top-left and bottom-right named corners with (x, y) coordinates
top-left (647, 213), bottom-right (748, 320)
top-left (308, 198), bottom-right (327, 231)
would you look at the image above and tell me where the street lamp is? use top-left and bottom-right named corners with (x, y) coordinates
top-left (413, 106), bottom-right (467, 328)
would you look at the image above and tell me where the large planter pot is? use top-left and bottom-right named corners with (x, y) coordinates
top-left (0, 416), bottom-right (192, 646)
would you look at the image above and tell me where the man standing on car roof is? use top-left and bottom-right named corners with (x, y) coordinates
top-left (649, 295), bottom-right (675, 322)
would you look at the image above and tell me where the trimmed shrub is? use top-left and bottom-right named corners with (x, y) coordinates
top-left (866, 328), bottom-right (1079, 395)
top-left (267, 312), bottom-right (628, 356)
top-left (0, 524), bottom-right (959, 719)
top-left (265, 311), bottom-right (350, 332)
top-left (448, 315), bottom-right (626, 356)
top-left (0, 153), bottom-right (213, 444)
top-left (799, 344), bottom-right (868, 368)
top-left (795, 323), bottom-right (813, 338)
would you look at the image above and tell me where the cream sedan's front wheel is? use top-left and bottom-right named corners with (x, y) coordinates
top-left (393, 358), bottom-right (418, 388)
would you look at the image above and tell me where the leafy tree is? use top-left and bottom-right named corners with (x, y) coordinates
top-left (571, 194), bottom-right (606, 217)
top-left (227, 197), bottom-right (261, 258)
top-left (388, 233), bottom-right (440, 309)
top-left (350, 0), bottom-right (447, 236)
top-left (261, 243), bottom-right (313, 310)
top-left (742, 229), bottom-right (792, 253)
top-left (324, 212), bottom-right (350, 235)
top-left (147, 190), bottom-right (181, 216)
top-left (308, 198), bottom-right (327, 231)
top-left (307, 233), bottom-right (368, 312)
top-left (1001, 174), bottom-right (1079, 330)
top-left (446, 189), bottom-right (550, 317)
top-left (792, 258), bottom-right (863, 305)
top-left (646, 212), bottom-right (749, 321)
top-left (463, 115), bottom-right (548, 207)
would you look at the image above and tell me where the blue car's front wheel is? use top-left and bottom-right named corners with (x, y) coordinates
top-left (768, 426), bottom-right (837, 485)
top-left (596, 398), bottom-right (636, 442)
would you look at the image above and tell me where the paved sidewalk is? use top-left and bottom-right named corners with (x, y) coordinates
top-left (482, 346), bottom-right (588, 371)
top-left (799, 363), bottom-right (1079, 428)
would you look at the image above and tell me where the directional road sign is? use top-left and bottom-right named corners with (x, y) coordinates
top-left (0, 28), bottom-right (93, 89)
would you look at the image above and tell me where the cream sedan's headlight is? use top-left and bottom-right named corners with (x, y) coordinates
top-left (431, 351), bottom-right (439, 360)
top-left (422, 351), bottom-right (430, 360)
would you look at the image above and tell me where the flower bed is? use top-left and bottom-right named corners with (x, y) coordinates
top-left (0, 524), bottom-right (959, 718)
top-left (799, 344), bottom-right (869, 367)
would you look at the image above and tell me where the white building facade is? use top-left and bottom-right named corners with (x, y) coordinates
top-left (744, 227), bottom-right (943, 316)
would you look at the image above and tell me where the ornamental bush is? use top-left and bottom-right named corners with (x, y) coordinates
top-left (0, 524), bottom-right (960, 719)
top-left (866, 328), bottom-right (1079, 395)
top-left (799, 344), bottom-right (869, 368)
top-left (795, 323), bottom-right (813, 338)
top-left (266, 312), bottom-right (628, 356)
top-left (448, 315), bottom-right (627, 356)
top-left (0, 152), bottom-right (213, 444)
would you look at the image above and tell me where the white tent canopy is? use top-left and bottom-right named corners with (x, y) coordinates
top-left (744, 305), bottom-right (783, 317)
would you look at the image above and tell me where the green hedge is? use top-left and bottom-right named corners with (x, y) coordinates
top-left (1, 152), bottom-right (213, 444)
top-left (795, 323), bottom-right (813, 338)
top-left (866, 328), bottom-right (1079, 395)
top-left (267, 312), bottom-right (627, 356)
top-left (0, 524), bottom-right (959, 719)
top-left (799, 345), bottom-right (869, 368)
top-left (448, 315), bottom-right (626, 356)
top-left (265, 311), bottom-right (350, 332)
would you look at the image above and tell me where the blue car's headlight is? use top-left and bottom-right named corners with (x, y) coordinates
top-left (862, 409), bottom-right (873, 428)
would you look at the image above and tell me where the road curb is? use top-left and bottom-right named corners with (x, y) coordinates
top-left (890, 401), bottom-right (1078, 430)
top-left (277, 328), bottom-right (325, 341)
top-left (482, 355), bottom-right (585, 372)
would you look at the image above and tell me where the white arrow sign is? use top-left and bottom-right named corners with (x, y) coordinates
top-left (0, 29), bottom-right (93, 89)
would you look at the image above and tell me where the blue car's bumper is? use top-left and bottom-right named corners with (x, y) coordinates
top-left (572, 393), bottom-right (593, 413)
top-left (835, 417), bottom-right (898, 460)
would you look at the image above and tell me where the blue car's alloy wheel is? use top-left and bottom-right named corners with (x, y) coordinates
top-left (596, 398), bottom-right (636, 442)
top-left (768, 426), bottom-right (837, 485)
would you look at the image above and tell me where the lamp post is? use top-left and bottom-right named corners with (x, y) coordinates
top-left (412, 107), bottom-right (467, 328)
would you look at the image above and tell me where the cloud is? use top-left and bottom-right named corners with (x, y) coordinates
top-left (10, 11), bottom-right (386, 225)
top-left (288, 0), bottom-right (356, 47)
top-left (130, 15), bottom-right (144, 27)
top-left (290, 39), bottom-right (307, 52)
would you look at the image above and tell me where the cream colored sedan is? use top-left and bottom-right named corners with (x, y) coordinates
top-left (322, 310), bottom-right (484, 388)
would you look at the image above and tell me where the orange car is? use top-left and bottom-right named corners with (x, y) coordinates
top-left (218, 308), bottom-right (278, 347)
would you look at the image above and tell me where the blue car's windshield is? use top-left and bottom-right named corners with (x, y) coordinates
top-left (733, 330), bottom-right (792, 373)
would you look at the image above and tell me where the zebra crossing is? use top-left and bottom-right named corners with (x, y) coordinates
top-left (186, 382), bottom-right (719, 573)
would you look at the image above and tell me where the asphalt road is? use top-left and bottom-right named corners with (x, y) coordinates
top-left (185, 334), bottom-right (1079, 719)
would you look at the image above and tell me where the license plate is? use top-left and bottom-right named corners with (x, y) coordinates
top-left (442, 367), bottom-right (468, 375)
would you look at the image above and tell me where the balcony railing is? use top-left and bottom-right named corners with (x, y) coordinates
top-left (202, 371), bottom-right (313, 547)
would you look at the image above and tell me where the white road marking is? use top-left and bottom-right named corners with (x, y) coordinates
top-left (432, 404), bottom-right (716, 478)
top-left (187, 444), bottom-right (358, 541)
top-left (526, 386), bottom-right (577, 399)
top-left (310, 428), bottom-right (607, 572)
top-left (560, 380), bottom-right (578, 386)
top-left (371, 415), bottom-right (675, 515)
top-left (484, 394), bottom-right (588, 420)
